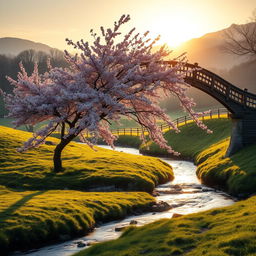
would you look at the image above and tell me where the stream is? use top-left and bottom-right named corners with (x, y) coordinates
top-left (13, 146), bottom-right (235, 256)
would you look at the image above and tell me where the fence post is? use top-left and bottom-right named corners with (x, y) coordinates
top-left (130, 128), bottom-right (132, 136)
top-left (123, 128), bottom-right (125, 135)
top-left (137, 128), bottom-right (139, 136)
top-left (210, 110), bottom-right (212, 119)
top-left (218, 108), bottom-right (220, 118)
top-left (160, 124), bottom-right (163, 131)
top-left (185, 116), bottom-right (187, 124)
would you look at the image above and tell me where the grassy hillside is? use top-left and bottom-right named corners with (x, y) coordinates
top-left (196, 138), bottom-right (256, 197)
top-left (0, 126), bottom-right (171, 254)
top-left (138, 117), bottom-right (256, 197)
top-left (139, 118), bottom-right (256, 197)
top-left (140, 119), bottom-right (232, 159)
top-left (74, 117), bottom-right (256, 256)
top-left (0, 187), bottom-right (154, 254)
top-left (75, 195), bottom-right (256, 256)
top-left (0, 126), bottom-right (173, 192)
top-left (2, 118), bottom-right (256, 255)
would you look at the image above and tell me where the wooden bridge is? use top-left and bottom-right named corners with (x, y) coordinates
top-left (165, 61), bottom-right (256, 156)
top-left (110, 61), bottom-right (256, 156)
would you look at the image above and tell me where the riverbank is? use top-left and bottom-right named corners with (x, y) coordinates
top-left (0, 126), bottom-right (174, 254)
top-left (196, 138), bottom-right (256, 198)
top-left (12, 149), bottom-right (234, 256)
top-left (75, 193), bottom-right (256, 256)
top-left (126, 118), bottom-right (256, 198)
top-left (73, 118), bottom-right (256, 256)
top-left (0, 126), bottom-right (173, 193)
top-left (140, 119), bottom-right (231, 159)
top-left (0, 187), bottom-right (155, 254)
top-left (0, 117), bottom-right (255, 256)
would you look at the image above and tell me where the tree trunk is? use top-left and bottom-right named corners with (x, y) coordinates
top-left (53, 135), bottom-right (76, 172)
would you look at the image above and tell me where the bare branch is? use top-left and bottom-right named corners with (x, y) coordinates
top-left (223, 10), bottom-right (256, 57)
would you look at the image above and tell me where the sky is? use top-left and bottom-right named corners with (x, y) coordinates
top-left (0, 0), bottom-right (255, 50)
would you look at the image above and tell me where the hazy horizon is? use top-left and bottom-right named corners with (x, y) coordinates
top-left (0, 0), bottom-right (255, 50)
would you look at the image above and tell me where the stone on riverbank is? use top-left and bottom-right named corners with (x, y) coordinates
top-left (151, 201), bottom-right (172, 212)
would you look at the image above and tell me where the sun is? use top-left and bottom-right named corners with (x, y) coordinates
top-left (159, 22), bottom-right (198, 48)
top-left (148, 11), bottom-right (205, 48)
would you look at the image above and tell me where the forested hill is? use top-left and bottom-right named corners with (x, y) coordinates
top-left (0, 48), bottom-right (68, 117)
top-left (0, 37), bottom-right (54, 56)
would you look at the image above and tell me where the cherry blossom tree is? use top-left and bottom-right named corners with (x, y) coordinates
top-left (4, 15), bottom-right (209, 172)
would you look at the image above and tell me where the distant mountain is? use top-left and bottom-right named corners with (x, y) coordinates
top-left (219, 58), bottom-right (256, 93)
top-left (173, 23), bottom-right (254, 70)
top-left (160, 22), bottom-right (256, 111)
top-left (0, 37), bottom-right (54, 56)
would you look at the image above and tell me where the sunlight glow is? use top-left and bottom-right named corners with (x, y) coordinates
top-left (148, 8), bottom-right (207, 48)
top-left (1, 0), bottom-right (255, 50)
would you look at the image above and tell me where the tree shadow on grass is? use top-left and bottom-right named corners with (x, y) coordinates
top-left (0, 191), bottom-right (45, 221)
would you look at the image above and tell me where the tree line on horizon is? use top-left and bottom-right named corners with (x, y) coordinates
top-left (0, 49), bottom-right (69, 117)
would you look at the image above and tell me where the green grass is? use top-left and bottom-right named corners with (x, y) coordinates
top-left (99, 135), bottom-right (142, 148)
top-left (196, 139), bottom-right (256, 197)
top-left (140, 119), bottom-right (232, 159)
top-left (107, 108), bottom-right (209, 129)
top-left (0, 118), bottom-right (36, 132)
top-left (0, 118), bottom-right (15, 128)
top-left (0, 126), bottom-right (167, 254)
top-left (2, 117), bottom-right (256, 255)
top-left (73, 117), bottom-right (256, 256)
top-left (109, 118), bottom-right (139, 129)
top-left (0, 187), bottom-right (155, 254)
top-left (74, 195), bottom-right (256, 256)
top-left (139, 118), bottom-right (256, 197)
top-left (0, 126), bottom-right (173, 193)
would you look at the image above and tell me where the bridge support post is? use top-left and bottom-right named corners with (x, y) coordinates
top-left (225, 118), bottom-right (243, 157)
top-left (226, 113), bottom-right (256, 157)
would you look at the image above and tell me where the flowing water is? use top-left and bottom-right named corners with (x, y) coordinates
top-left (13, 146), bottom-right (235, 256)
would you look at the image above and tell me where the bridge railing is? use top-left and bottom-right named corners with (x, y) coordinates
top-left (85, 108), bottom-right (229, 137)
top-left (166, 61), bottom-right (256, 110)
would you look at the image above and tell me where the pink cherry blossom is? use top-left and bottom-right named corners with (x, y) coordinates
top-left (4, 15), bottom-right (208, 172)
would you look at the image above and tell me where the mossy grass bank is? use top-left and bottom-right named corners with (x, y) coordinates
top-left (74, 195), bottom-right (256, 256)
top-left (74, 117), bottom-right (256, 256)
top-left (0, 126), bottom-right (173, 193)
top-left (140, 118), bottom-right (232, 159)
top-left (103, 118), bottom-right (231, 158)
top-left (196, 138), bottom-right (256, 197)
top-left (138, 118), bottom-right (256, 197)
top-left (0, 125), bottom-right (172, 254)
top-left (0, 187), bottom-right (154, 254)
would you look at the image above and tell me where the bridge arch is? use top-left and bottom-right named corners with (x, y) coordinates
top-left (166, 61), bottom-right (256, 156)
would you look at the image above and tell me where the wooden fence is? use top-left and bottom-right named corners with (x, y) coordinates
top-left (84, 107), bottom-right (230, 137)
